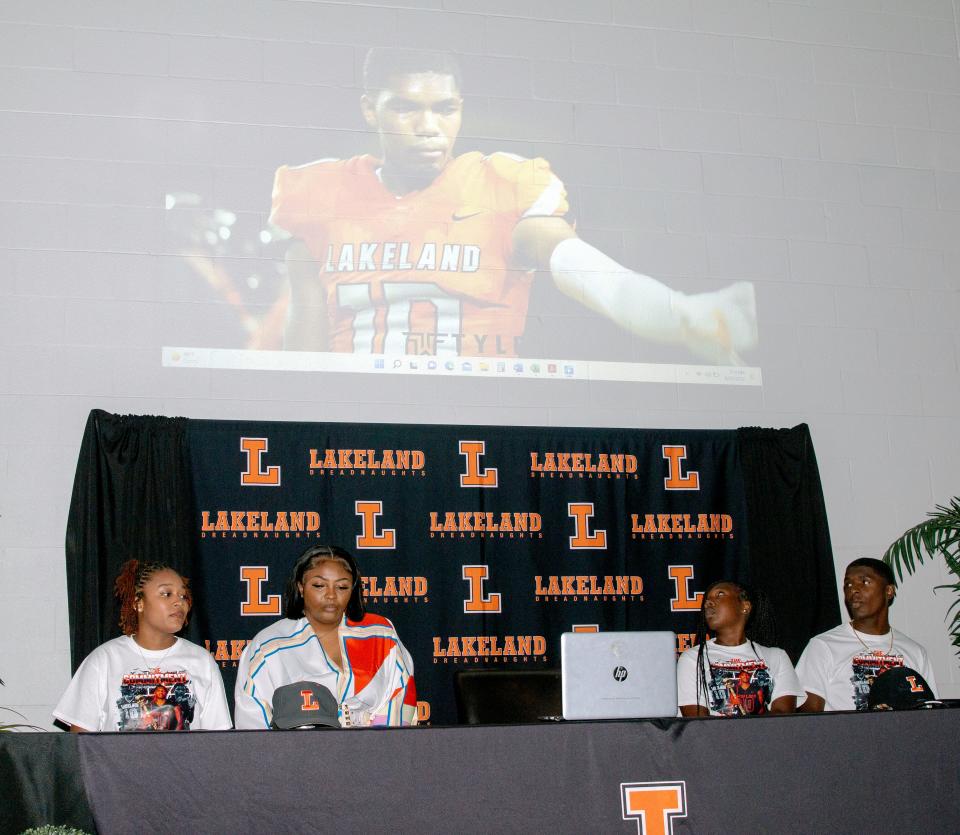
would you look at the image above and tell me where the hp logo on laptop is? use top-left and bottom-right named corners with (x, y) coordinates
top-left (613, 666), bottom-right (629, 682)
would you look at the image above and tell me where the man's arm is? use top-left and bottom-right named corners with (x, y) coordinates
top-left (511, 215), bottom-right (577, 271)
top-left (513, 215), bottom-right (688, 345)
top-left (917, 647), bottom-right (938, 697)
top-left (678, 704), bottom-right (710, 717)
top-left (512, 216), bottom-right (758, 366)
top-left (797, 692), bottom-right (825, 713)
top-left (283, 239), bottom-right (327, 352)
top-left (795, 639), bottom-right (827, 713)
top-left (675, 647), bottom-right (711, 718)
top-left (770, 695), bottom-right (797, 714)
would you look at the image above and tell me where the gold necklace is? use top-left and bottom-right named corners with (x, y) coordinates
top-left (850, 623), bottom-right (894, 655)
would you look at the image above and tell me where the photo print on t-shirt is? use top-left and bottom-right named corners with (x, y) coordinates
top-left (850, 651), bottom-right (904, 711)
top-left (116, 668), bottom-right (197, 731)
top-left (707, 659), bottom-right (772, 716)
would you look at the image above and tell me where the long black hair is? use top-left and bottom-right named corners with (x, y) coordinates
top-left (283, 545), bottom-right (365, 622)
top-left (692, 581), bottom-right (778, 712)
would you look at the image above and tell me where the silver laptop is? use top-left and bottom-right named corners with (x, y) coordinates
top-left (561, 631), bottom-right (677, 720)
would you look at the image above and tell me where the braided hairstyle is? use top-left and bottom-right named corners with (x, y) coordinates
top-left (283, 545), bottom-right (366, 623)
top-left (692, 581), bottom-right (778, 713)
top-left (115, 559), bottom-right (192, 636)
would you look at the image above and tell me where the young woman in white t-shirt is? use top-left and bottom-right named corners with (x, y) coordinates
top-left (53, 559), bottom-right (231, 732)
top-left (677, 581), bottom-right (803, 717)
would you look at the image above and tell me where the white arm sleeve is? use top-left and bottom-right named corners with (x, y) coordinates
top-left (53, 650), bottom-right (107, 731)
top-left (675, 648), bottom-right (703, 709)
top-left (549, 237), bottom-right (686, 343)
top-left (548, 237), bottom-right (758, 364)
top-left (366, 635), bottom-right (418, 727)
top-left (196, 654), bottom-right (233, 730)
top-left (796, 639), bottom-right (829, 700)
top-left (919, 650), bottom-right (938, 698)
top-left (234, 642), bottom-right (273, 730)
top-left (769, 648), bottom-right (804, 702)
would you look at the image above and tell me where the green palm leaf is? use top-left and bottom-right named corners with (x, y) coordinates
top-left (0, 705), bottom-right (42, 732)
top-left (883, 497), bottom-right (960, 656)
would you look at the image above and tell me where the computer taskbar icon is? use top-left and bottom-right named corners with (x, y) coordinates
top-left (367, 354), bottom-right (580, 379)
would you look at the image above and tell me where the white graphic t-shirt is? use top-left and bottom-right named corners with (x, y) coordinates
top-left (54, 636), bottom-right (232, 731)
top-left (796, 623), bottom-right (937, 711)
top-left (677, 639), bottom-right (803, 717)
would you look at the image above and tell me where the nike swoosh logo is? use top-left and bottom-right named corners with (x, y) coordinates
top-left (452, 211), bottom-right (484, 222)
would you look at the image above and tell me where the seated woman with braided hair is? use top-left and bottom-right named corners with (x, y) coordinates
top-left (53, 559), bottom-right (231, 732)
top-left (234, 544), bottom-right (418, 729)
top-left (676, 581), bottom-right (803, 717)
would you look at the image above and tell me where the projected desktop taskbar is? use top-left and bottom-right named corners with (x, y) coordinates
top-left (162, 347), bottom-right (761, 386)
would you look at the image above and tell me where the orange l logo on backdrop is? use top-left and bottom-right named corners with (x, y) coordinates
top-left (621, 781), bottom-right (687, 835)
top-left (667, 565), bottom-right (703, 612)
top-left (355, 500), bottom-right (396, 549)
top-left (668, 566), bottom-right (704, 612)
top-left (240, 437), bottom-right (281, 486)
top-left (462, 565), bottom-right (502, 613)
top-left (568, 502), bottom-right (607, 549)
top-left (662, 445), bottom-right (699, 491)
top-left (239, 566), bottom-right (282, 616)
top-left (459, 440), bottom-right (498, 487)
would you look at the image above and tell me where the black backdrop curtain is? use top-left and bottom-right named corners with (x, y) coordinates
top-left (736, 425), bottom-right (841, 661)
top-left (65, 413), bottom-right (839, 681)
top-left (65, 409), bottom-right (201, 672)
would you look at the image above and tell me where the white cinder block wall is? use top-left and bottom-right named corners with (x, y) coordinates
top-left (1, 0), bottom-right (958, 729)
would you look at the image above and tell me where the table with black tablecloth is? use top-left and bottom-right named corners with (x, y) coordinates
top-left (3, 711), bottom-right (958, 834)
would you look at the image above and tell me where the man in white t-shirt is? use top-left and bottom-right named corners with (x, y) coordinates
top-left (797, 558), bottom-right (937, 712)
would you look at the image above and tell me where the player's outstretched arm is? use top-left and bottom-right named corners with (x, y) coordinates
top-left (512, 216), bottom-right (758, 366)
top-left (283, 239), bottom-right (328, 352)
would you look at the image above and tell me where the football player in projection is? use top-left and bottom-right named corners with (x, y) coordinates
top-left (272, 48), bottom-right (757, 364)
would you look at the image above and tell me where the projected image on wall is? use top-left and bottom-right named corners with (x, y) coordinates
top-left (163, 47), bottom-right (760, 386)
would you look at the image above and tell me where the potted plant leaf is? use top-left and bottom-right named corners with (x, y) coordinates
top-left (882, 497), bottom-right (960, 656)
top-left (0, 677), bottom-right (42, 731)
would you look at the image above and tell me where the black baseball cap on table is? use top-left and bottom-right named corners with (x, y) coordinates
top-left (867, 667), bottom-right (940, 711)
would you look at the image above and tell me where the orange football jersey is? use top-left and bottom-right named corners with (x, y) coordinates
top-left (270, 152), bottom-right (568, 356)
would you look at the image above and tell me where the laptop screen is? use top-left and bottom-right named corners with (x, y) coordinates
top-left (561, 631), bottom-right (678, 720)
